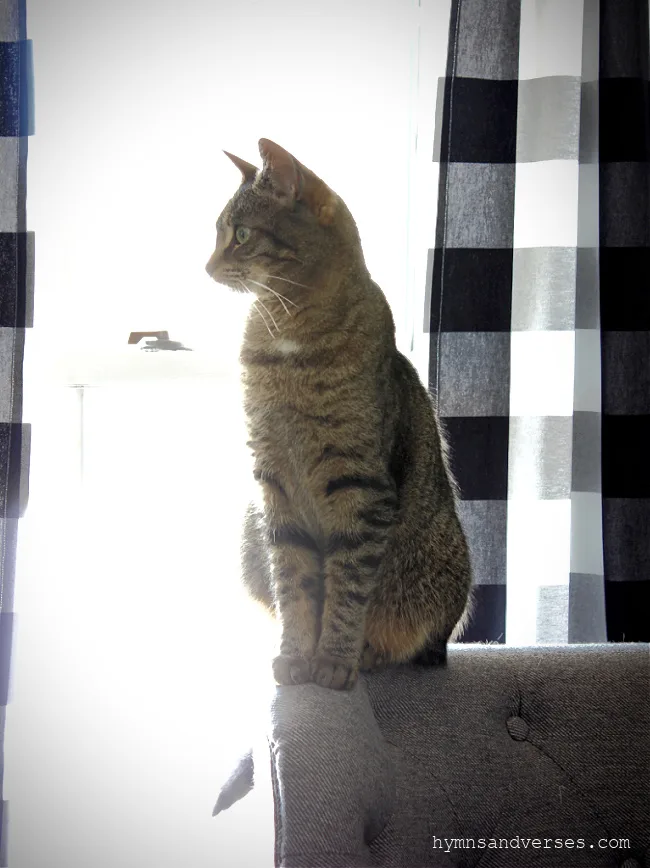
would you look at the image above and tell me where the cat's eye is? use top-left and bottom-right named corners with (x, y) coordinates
top-left (235, 226), bottom-right (251, 245)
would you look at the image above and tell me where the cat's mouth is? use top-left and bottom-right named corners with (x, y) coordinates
top-left (205, 263), bottom-right (250, 294)
top-left (206, 260), bottom-right (309, 312)
top-left (221, 273), bottom-right (250, 293)
top-left (207, 265), bottom-right (281, 299)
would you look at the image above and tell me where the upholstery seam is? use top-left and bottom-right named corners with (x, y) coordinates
top-left (268, 736), bottom-right (284, 867)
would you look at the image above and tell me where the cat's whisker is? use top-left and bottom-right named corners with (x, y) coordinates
top-left (258, 275), bottom-right (301, 309)
top-left (239, 279), bottom-right (277, 337)
top-left (248, 279), bottom-right (295, 316)
top-left (263, 288), bottom-right (292, 317)
top-left (255, 295), bottom-right (280, 334)
top-left (239, 278), bottom-right (280, 331)
top-left (252, 301), bottom-right (275, 338)
top-left (267, 275), bottom-right (314, 292)
top-left (267, 288), bottom-right (300, 309)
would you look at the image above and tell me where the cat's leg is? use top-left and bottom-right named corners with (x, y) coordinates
top-left (312, 480), bottom-right (397, 690)
top-left (269, 540), bottom-right (322, 686)
top-left (258, 480), bottom-right (323, 686)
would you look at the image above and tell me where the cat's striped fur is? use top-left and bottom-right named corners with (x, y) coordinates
top-left (206, 139), bottom-right (472, 690)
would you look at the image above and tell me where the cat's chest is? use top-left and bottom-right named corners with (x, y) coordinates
top-left (271, 338), bottom-right (301, 356)
top-left (243, 368), bottom-right (331, 437)
top-left (242, 353), bottom-right (344, 466)
top-left (243, 345), bottom-right (336, 413)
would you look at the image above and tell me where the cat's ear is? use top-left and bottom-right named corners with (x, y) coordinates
top-left (223, 150), bottom-right (258, 184)
top-left (258, 138), bottom-right (301, 199)
top-left (258, 138), bottom-right (336, 226)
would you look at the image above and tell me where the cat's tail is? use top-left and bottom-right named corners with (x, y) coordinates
top-left (411, 587), bottom-right (476, 666)
top-left (449, 586), bottom-right (476, 642)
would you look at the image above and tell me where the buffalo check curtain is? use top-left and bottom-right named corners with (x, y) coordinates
top-left (0, 0), bottom-right (32, 862)
top-left (0, 2), bottom-right (647, 857)
top-left (430, 0), bottom-right (649, 645)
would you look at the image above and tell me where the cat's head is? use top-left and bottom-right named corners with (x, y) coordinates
top-left (205, 139), bottom-right (363, 299)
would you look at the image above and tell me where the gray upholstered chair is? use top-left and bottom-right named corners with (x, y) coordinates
top-left (214, 644), bottom-right (650, 867)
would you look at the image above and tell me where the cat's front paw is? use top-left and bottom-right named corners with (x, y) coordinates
top-left (272, 654), bottom-right (312, 686)
top-left (310, 654), bottom-right (359, 690)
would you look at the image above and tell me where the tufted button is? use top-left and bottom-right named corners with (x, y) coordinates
top-left (506, 715), bottom-right (529, 741)
top-left (620, 860), bottom-right (640, 868)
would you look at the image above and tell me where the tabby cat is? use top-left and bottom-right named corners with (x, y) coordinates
top-left (206, 138), bottom-right (472, 690)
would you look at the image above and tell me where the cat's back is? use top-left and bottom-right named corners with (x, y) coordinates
top-left (388, 347), bottom-right (459, 520)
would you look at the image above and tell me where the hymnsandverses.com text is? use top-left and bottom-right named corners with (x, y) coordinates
top-left (433, 837), bottom-right (630, 854)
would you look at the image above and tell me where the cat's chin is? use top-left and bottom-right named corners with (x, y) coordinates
top-left (212, 277), bottom-right (250, 294)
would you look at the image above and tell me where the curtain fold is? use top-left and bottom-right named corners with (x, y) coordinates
top-left (0, 0), bottom-right (32, 862)
top-left (599, 0), bottom-right (650, 641)
top-left (430, 0), bottom-right (649, 644)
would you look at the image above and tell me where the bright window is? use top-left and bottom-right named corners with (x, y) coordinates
top-left (7, 0), bottom-right (451, 865)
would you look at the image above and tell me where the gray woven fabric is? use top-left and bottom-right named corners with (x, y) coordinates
top-left (216, 645), bottom-right (650, 867)
top-left (270, 679), bottom-right (395, 867)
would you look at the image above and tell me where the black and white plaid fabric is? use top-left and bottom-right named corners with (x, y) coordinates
top-left (598, 0), bottom-right (650, 642)
top-left (430, 0), bottom-right (649, 645)
top-left (0, 0), bottom-right (32, 860)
